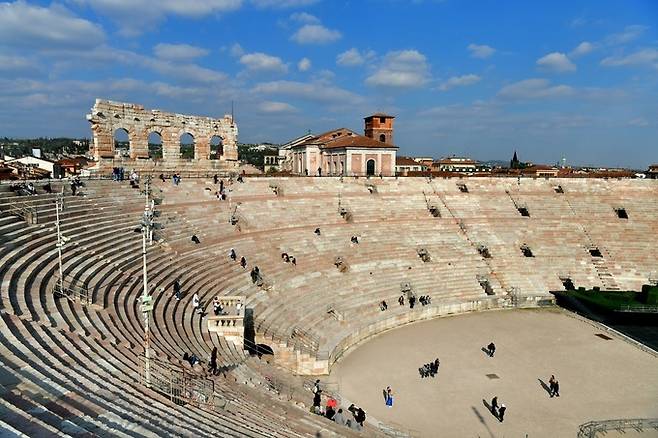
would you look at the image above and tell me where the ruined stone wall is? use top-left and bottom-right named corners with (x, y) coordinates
top-left (87, 99), bottom-right (238, 170)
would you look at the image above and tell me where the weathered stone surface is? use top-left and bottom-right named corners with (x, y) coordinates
top-left (87, 99), bottom-right (238, 170)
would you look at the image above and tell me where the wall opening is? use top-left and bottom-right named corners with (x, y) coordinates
top-left (210, 135), bottom-right (223, 160)
top-left (113, 128), bottom-right (130, 157)
top-left (366, 159), bottom-right (376, 176)
top-left (614, 207), bottom-right (628, 219)
top-left (148, 132), bottom-right (163, 160)
top-left (379, 134), bottom-right (386, 142)
top-left (517, 206), bottom-right (530, 217)
top-left (520, 244), bottom-right (534, 257)
top-left (180, 133), bottom-right (195, 159)
top-left (589, 248), bottom-right (603, 258)
top-left (560, 277), bottom-right (576, 291)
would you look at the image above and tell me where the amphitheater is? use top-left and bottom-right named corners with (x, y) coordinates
top-left (1, 174), bottom-right (657, 437)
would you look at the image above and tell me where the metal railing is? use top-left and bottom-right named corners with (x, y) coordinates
top-left (139, 356), bottom-right (215, 408)
top-left (578, 418), bottom-right (658, 438)
top-left (1, 199), bottom-right (39, 224)
top-left (52, 278), bottom-right (91, 305)
top-left (616, 305), bottom-right (658, 313)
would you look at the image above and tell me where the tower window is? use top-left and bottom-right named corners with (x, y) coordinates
top-left (379, 134), bottom-right (386, 142)
top-left (379, 117), bottom-right (386, 123)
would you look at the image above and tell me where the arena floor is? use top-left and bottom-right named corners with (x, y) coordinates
top-left (330, 308), bottom-right (658, 437)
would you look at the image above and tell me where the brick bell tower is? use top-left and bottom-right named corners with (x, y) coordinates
top-left (364, 113), bottom-right (395, 145)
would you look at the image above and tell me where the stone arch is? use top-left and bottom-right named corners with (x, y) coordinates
top-left (210, 135), bottom-right (224, 160)
top-left (366, 159), bottom-right (376, 176)
top-left (148, 131), bottom-right (163, 160)
top-left (113, 127), bottom-right (130, 157)
top-left (379, 133), bottom-right (386, 142)
top-left (179, 132), bottom-right (196, 160)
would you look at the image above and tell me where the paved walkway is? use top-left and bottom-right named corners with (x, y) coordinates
top-left (331, 308), bottom-right (658, 437)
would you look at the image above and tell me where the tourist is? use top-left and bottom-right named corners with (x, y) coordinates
top-left (398, 295), bottom-right (404, 306)
top-left (220, 179), bottom-right (224, 193)
top-left (71, 181), bottom-right (77, 196)
top-left (240, 256), bottom-right (247, 269)
top-left (487, 342), bottom-right (496, 357)
top-left (281, 252), bottom-right (289, 262)
top-left (314, 228), bottom-right (321, 236)
top-left (350, 236), bottom-right (359, 244)
top-left (385, 387), bottom-right (393, 407)
top-left (236, 301), bottom-right (242, 315)
top-left (291, 256), bottom-right (296, 266)
top-left (498, 404), bottom-right (506, 422)
top-left (355, 407), bottom-right (366, 426)
top-left (553, 380), bottom-right (560, 397)
top-left (313, 389), bottom-right (322, 414)
top-left (380, 300), bottom-right (388, 311)
top-left (229, 248), bottom-right (236, 261)
top-left (333, 409), bottom-right (346, 426)
top-left (208, 347), bottom-right (218, 376)
top-left (317, 167), bottom-right (322, 177)
top-left (174, 279), bottom-right (182, 301)
top-left (409, 295), bottom-right (416, 309)
top-left (491, 396), bottom-right (498, 414)
top-left (192, 293), bottom-right (201, 314)
top-left (312, 379), bottom-right (320, 395)
top-left (213, 174), bottom-right (219, 184)
top-left (213, 297), bottom-right (223, 316)
top-left (159, 173), bottom-right (165, 182)
top-left (191, 235), bottom-right (201, 244)
top-left (325, 405), bottom-right (335, 420)
top-left (237, 175), bottom-right (244, 183)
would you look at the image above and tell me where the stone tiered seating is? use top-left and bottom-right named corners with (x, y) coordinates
top-left (1, 175), bottom-right (656, 435)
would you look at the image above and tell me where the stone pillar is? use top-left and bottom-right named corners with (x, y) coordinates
top-left (196, 137), bottom-right (210, 161)
top-left (130, 128), bottom-right (149, 159)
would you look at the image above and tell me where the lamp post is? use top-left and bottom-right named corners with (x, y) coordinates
top-left (55, 193), bottom-right (64, 293)
top-left (140, 176), bottom-right (154, 387)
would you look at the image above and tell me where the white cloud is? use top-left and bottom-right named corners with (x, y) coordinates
top-left (72, 0), bottom-right (242, 36)
top-left (536, 52), bottom-right (576, 73)
top-left (336, 48), bottom-right (375, 66)
top-left (240, 52), bottom-right (288, 73)
top-left (252, 80), bottom-right (364, 105)
top-left (291, 24), bottom-right (341, 45)
top-left (570, 41), bottom-right (595, 58)
top-left (365, 50), bottom-right (430, 88)
top-left (252, 0), bottom-right (319, 7)
top-left (229, 43), bottom-right (245, 57)
top-left (297, 57), bottom-right (312, 71)
top-left (438, 74), bottom-right (481, 91)
top-left (154, 43), bottom-right (209, 61)
top-left (258, 101), bottom-right (297, 113)
top-left (0, 54), bottom-right (41, 75)
top-left (601, 48), bottom-right (658, 69)
top-left (467, 43), bottom-right (495, 59)
top-left (0, 2), bottom-right (105, 49)
top-left (498, 78), bottom-right (574, 100)
top-left (606, 25), bottom-right (648, 45)
top-left (290, 12), bottom-right (319, 24)
top-left (628, 117), bottom-right (649, 127)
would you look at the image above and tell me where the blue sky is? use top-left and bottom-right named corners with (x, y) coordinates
top-left (1, 0), bottom-right (657, 168)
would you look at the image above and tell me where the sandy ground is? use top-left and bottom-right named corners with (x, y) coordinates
top-left (330, 308), bottom-right (658, 438)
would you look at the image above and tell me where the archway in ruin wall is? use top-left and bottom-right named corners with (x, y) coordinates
top-left (87, 99), bottom-right (238, 170)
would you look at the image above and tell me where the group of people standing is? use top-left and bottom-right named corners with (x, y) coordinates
top-left (418, 358), bottom-right (440, 378)
top-left (281, 252), bottom-right (297, 266)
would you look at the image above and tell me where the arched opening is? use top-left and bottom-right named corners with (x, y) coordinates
top-left (379, 134), bottom-right (386, 143)
top-left (366, 159), bottom-right (376, 176)
top-left (148, 132), bottom-right (163, 160)
top-left (180, 133), bottom-right (195, 159)
top-left (113, 128), bottom-right (130, 157)
top-left (210, 135), bottom-right (223, 160)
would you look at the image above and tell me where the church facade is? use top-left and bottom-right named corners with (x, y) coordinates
top-left (287, 114), bottom-right (398, 177)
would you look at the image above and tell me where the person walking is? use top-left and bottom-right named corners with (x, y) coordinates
top-left (385, 386), bottom-right (394, 407)
top-left (488, 342), bottom-right (496, 357)
top-left (553, 380), bottom-right (560, 397)
top-left (491, 396), bottom-right (498, 414)
top-left (192, 293), bottom-right (201, 315)
top-left (498, 404), bottom-right (506, 422)
top-left (549, 375), bottom-right (556, 397)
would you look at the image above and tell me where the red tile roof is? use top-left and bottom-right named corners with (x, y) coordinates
top-left (396, 156), bottom-right (420, 166)
top-left (297, 128), bottom-right (397, 150)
